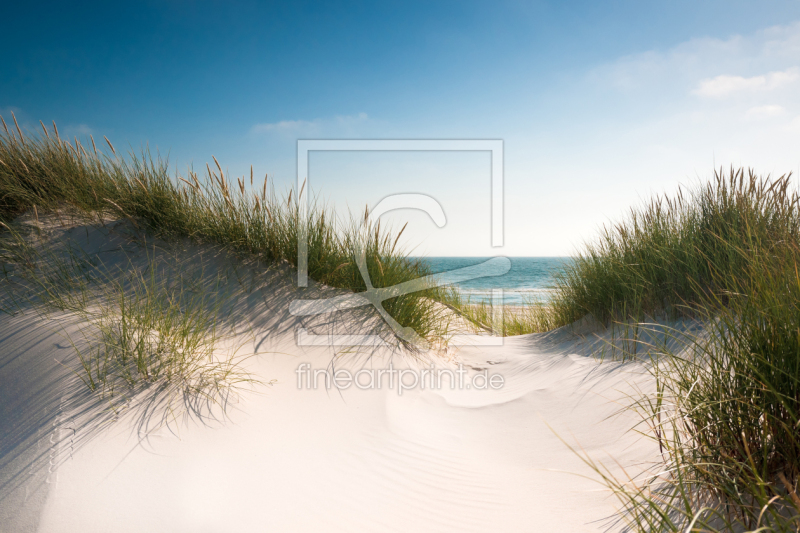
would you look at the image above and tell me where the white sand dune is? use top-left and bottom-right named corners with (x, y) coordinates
top-left (0, 219), bottom-right (659, 532)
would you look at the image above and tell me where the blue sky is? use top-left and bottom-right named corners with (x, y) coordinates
top-left (3, 1), bottom-right (800, 255)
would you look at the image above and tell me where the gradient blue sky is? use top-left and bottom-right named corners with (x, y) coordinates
top-left (3, 1), bottom-right (800, 255)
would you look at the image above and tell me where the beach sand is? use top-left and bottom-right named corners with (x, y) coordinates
top-left (0, 218), bottom-right (658, 532)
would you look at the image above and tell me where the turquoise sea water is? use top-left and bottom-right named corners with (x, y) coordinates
top-left (415, 257), bottom-right (571, 305)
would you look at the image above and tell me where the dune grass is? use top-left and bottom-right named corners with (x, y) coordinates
top-left (551, 168), bottom-right (800, 326)
top-left (0, 219), bottom-right (253, 416)
top-left (0, 114), bottom-right (442, 343)
top-left (555, 168), bottom-right (800, 531)
top-left (586, 245), bottom-right (800, 532)
top-left (71, 258), bottom-right (239, 398)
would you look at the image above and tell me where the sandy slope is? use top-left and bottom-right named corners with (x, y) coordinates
top-left (0, 219), bottom-right (659, 532)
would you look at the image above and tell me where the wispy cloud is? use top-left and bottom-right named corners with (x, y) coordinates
top-left (251, 119), bottom-right (317, 134)
top-left (590, 21), bottom-right (800, 96)
top-left (251, 112), bottom-right (369, 136)
top-left (570, 20), bottom-right (800, 201)
top-left (745, 104), bottom-right (786, 119)
top-left (62, 123), bottom-right (94, 136)
top-left (694, 68), bottom-right (799, 97)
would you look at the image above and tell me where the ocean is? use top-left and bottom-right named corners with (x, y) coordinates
top-left (415, 257), bottom-right (571, 305)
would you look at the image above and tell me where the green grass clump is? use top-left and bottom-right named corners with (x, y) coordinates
top-left (0, 220), bottom-right (252, 407)
top-left (557, 168), bottom-right (800, 531)
top-left (552, 167), bottom-right (800, 326)
top-left (72, 261), bottom-right (247, 402)
top-left (0, 114), bottom-right (440, 342)
top-left (590, 244), bottom-right (800, 532)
